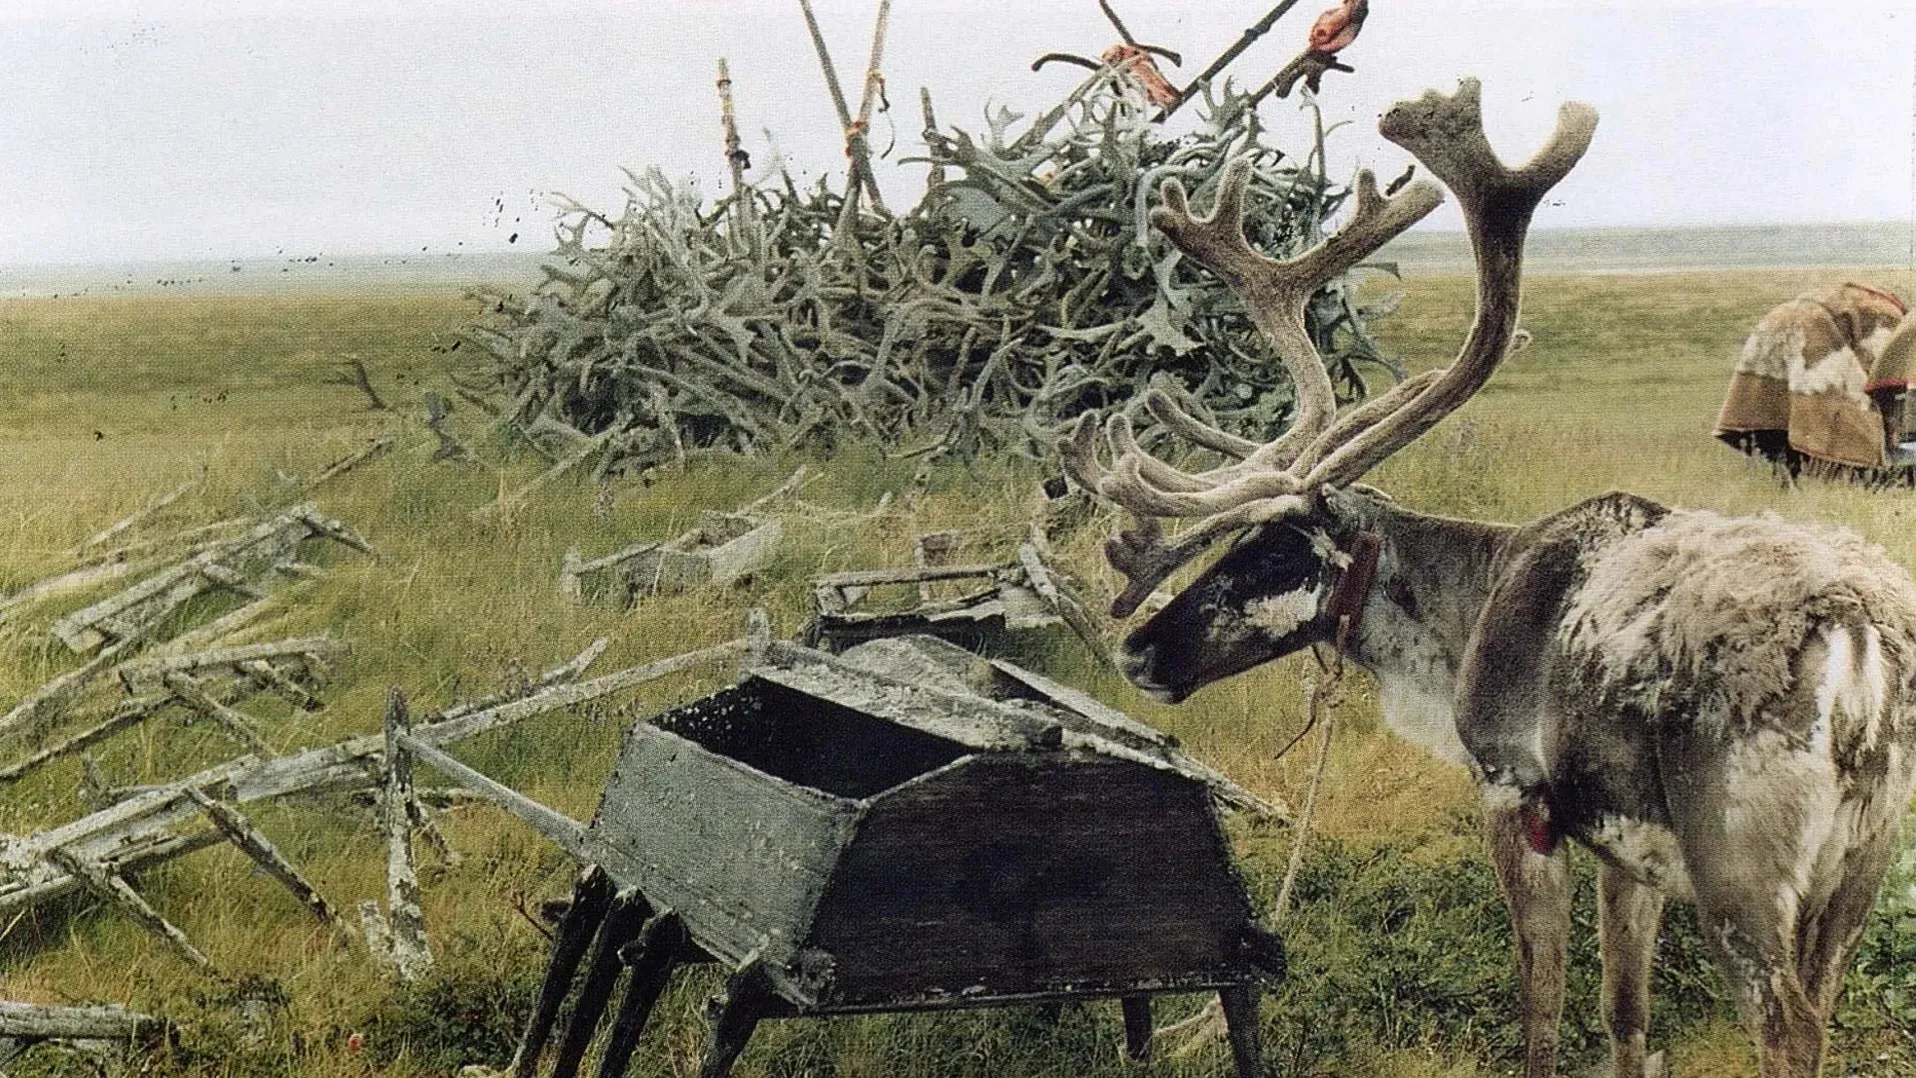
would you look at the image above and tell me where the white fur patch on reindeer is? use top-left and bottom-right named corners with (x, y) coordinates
top-left (1374, 671), bottom-right (1471, 766)
top-left (1588, 816), bottom-right (1694, 900)
top-left (1243, 588), bottom-right (1321, 641)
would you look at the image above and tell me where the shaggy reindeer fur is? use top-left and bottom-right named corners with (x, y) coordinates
top-left (1121, 489), bottom-right (1916, 1077)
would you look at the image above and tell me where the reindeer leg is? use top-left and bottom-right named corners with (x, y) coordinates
top-left (1695, 894), bottom-right (1824, 1078)
top-left (1798, 792), bottom-right (1910, 1017)
top-left (1662, 731), bottom-right (1827, 1078)
top-left (1484, 795), bottom-right (1572, 1078)
top-left (1597, 862), bottom-right (1665, 1078)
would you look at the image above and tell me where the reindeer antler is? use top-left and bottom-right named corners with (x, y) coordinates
top-left (1062, 79), bottom-right (1597, 617)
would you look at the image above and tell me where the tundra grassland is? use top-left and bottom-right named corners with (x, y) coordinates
top-left (2, 266), bottom-right (1914, 1077)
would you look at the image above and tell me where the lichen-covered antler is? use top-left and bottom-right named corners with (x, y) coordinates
top-left (1062, 79), bottom-right (1598, 616)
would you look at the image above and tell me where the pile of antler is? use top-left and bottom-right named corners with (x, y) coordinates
top-left (462, 51), bottom-right (1402, 468)
top-left (1062, 79), bottom-right (1598, 616)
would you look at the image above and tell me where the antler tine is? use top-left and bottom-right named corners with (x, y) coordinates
top-left (1105, 414), bottom-right (1224, 494)
top-left (1101, 449), bottom-right (1300, 517)
top-left (1153, 159), bottom-right (1445, 472)
top-left (1303, 80), bottom-right (1597, 488)
top-left (1143, 390), bottom-right (1262, 460)
top-left (1105, 495), bottom-right (1308, 617)
top-left (1059, 411), bottom-right (1109, 495)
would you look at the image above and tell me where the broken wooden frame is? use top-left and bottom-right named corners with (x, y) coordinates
top-left (0, 1001), bottom-right (174, 1074)
top-left (388, 631), bottom-right (1282, 1078)
top-left (804, 533), bottom-right (1104, 659)
top-left (51, 504), bottom-right (367, 657)
top-left (561, 513), bottom-right (779, 606)
top-left (0, 636), bottom-right (343, 788)
top-left (559, 467), bottom-right (806, 605)
top-left (0, 636), bottom-right (745, 982)
top-left (0, 506), bottom-right (369, 747)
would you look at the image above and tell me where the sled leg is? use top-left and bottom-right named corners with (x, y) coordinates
top-left (550, 888), bottom-right (651, 1078)
top-left (593, 909), bottom-right (685, 1078)
top-left (1218, 984), bottom-right (1264, 1078)
top-left (510, 865), bottom-right (614, 1078)
top-left (1120, 995), bottom-right (1152, 1061)
top-left (697, 961), bottom-right (774, 1078)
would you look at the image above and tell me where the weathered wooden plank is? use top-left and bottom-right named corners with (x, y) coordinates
top-left (0, 831), bottom-right (225, 914)
top-left (395, 734), bottom-right (590, 860)
top-left (416, 639), bottom-right (745, 747)
top-left (0, 1002), bottom-right (170, 1044)
top-left (433, 638), bottom-right (609, 722)
top-left (69, 477), bottom-right (201, 557)
top-left (588, 721), bottom-right (855, 977)
top-left (163, 673), bottom-right (273, 756)
top-left (0, 639), bottom-right (684, 927)
top-left (382, 689), bottom-right (432, 982)
top-left (306, 436), bottom-right (393, 490)
top-left (0, 637), bottom-right (143, 746)
top-left (813, 563), bottom-right (1003, 588)
top-left (985, 659), bottom-right (1282, 818)
top-left (698, 517), bottom-right (780, 588)
top-left (154, 588), bottom-right (298, 654)
top-left (697, 958), bottom-right (774, 1078)
top-left (50, 505), bottom-right (362, 656)
top-left (806, 754), bottom-right (1252, 1005)
top-left (237, 660), bottom-right (322, 711)
top-left (0, 696), bottom-right (168, 784)
top-left (0, 555), bottom-right (169, 624)
top-left (45, 847), bottom-right (213, 969)
top-left (751, 646), bottom-right (1061, 752)
top-left (117, 636), bottom-right (340, 694)
top-left (184, 788), bottom-right (339, 925)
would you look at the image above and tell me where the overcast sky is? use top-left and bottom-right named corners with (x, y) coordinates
top-left (2, 0), bottom-right (1913, 265)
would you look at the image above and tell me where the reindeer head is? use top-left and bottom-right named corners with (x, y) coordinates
top-left (1062, 79), bottom-right (1597, 699)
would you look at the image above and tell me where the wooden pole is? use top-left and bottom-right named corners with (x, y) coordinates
top-left (920, 87), bottom-right (945, 195)
top-left (715, 58), bottom-right (756, 252)
top-left (1155, 0), bottom-right (1305, 122)
top-left (851, 0), bottom-right (892, 212)
top-left (798, 0), bottom-right (887, 238)
top-left (508, 865), bottom-right (614, 1078)
top-left (185, 787), bottom-right (340, 926)
top-left (382, 688), bottom-right (433, 982)
top-left (45, 846), bottom-right (213, 970)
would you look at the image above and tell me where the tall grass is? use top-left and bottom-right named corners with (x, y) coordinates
top-left (1, 268), bottom-right (1912, 1075)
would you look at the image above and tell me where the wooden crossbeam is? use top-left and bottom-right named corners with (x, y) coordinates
top-left (44, 847), bottom-right (212, 970)
top-left (162, 673), bottom-right (273, 756)
top-left (184, 788), bottom-right (339, 926)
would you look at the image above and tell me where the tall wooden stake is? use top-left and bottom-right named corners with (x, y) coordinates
top-left (715, 58), bottom-right (756, 254)
top-left (1155, 0), bottom-right (1305, 122)
top-left (797, 0), bottom-right (888, 242)
top-left (382, 687), bottom-right (432, 982)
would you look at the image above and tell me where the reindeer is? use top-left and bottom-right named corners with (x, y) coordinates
top-left (1061, 80), bottom-right (1916, 1078)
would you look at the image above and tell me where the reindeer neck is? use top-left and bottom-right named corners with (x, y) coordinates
top-left (1343, 503), bottom-right (1518, 765)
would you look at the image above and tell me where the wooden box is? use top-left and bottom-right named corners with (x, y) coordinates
top-left (586, 637), bottom-right (1274, 1012)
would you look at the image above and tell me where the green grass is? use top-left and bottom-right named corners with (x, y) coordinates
top-left (2, 269), bottom-right (1914, 1076)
